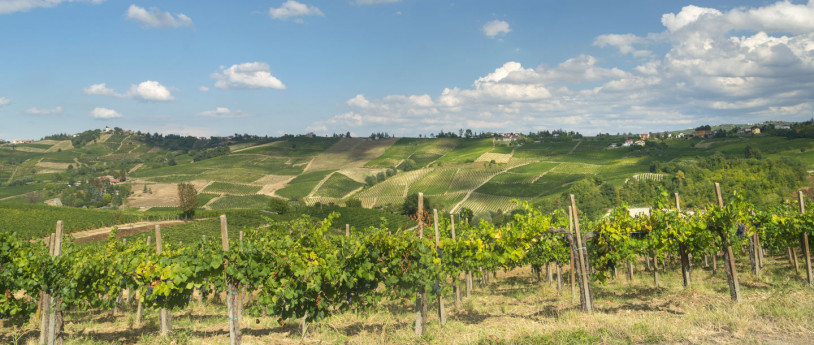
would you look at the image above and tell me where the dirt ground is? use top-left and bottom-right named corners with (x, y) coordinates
top-left (126, 180), bottom-right (209, 208)
top-left (4, 256), bottom-right (813, 345)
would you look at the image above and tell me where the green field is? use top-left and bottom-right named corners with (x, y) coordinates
top-left (202, 182), bottom-right (261, 195)
top-left (276, 170), bottom-right (335, 199)
top-left (1, 130), bottom-right (812, 217)
top-left (314, 173), bottom-right (364, 198)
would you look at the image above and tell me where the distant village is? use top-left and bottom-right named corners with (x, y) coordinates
top-left (0, 121), bottom-right (798, 147)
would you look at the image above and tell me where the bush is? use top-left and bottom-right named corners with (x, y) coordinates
top-left (267, 197), bottom-right (290, 214)
top-left (344, 198), bottom-right (362, 208)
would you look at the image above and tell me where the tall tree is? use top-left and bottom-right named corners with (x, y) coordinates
top-left (177, 183), bottom-right (198, 219)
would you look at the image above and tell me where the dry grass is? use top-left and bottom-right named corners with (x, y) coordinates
top-left (3, 257), bottom-right (814, 345)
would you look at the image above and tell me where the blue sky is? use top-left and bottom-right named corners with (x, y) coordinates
top-left (1, 0), bottom-right (813, 139)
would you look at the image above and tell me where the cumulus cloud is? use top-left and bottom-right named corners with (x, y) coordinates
top-left (91, 107), bottom-right (122, 119)
top-left (315, 1), bottom-right (814, 135)
top-left (483, 20), bottom-right (511, 38)
top-left (211, 62), bottom-right (286, 90)
top-left (269, 0), bottom-right (323, 22)
top-left (126, 4), bottom-right (193, 28)
top-left (197, 107), bottom-right (251, 118)
top-left (25, 106), bottom-right (62, 115)
top-left (198, 86), bottom-right (209, 92)
top-left (0, 97), bottom-right (10, 110)
top-left (0, 0), bottom-right (105, 15)
top-left (83, 81), bottom-right (174, 101)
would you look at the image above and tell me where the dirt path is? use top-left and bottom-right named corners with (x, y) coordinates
top-left (128, 163), bottom-right (143, 174)
top-left (307, 171), bottom-right (337, 198)
top-left (451, 161), bottom-right (534, 213)
top-left (568, 139), bottom-right (583, 154)
top-left (50, 219), bottom-right (192, 243)
top-left (232, 140), bottom-right (281, 153)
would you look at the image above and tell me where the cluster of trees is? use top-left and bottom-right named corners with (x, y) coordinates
top-left (70, 130), bottom-right (102, 148)
top-left (190, 146), bottom-right (230, 162)
top-left (365, 167), bottom-right (397, 186)
top-left (60, 177), bottom-right (132, 208)
top-left (539, 155), bottom-right (808, 219)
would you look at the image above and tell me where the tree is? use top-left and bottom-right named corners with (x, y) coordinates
top-left (365, 175), bottom-right (378, 186)
top-left (118, 169), bottom-right (127, 182)
top-left (344, 198), bottom-right (362, 208)
top-left (177, 183), bottom-right (198, 219)
top-left (402, 193), bottom-right (431, 216)
top-left (459, 207), bottom-right (474, 223)
top-left (267, 197), bottom-right (290, 214)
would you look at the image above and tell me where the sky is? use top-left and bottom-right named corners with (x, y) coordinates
top-left (1, 0), bottom-right (814, 139)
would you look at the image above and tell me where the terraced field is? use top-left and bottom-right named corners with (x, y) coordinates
top-left (365, 138), bottom-right (458, 168)
top-left (313, 172), bottom-right (364, 198)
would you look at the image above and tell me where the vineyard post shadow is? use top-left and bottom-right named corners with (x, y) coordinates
top-left (715, 183), bottom-right (741, 303)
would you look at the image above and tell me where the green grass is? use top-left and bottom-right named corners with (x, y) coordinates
top-left (202, 182), bottom-right (261, 195)
top-left (0, 202), bottom-right (148, 238)
top-left (409, 167), bottom-right (456, 194)
top-left (314, 173), bottom-right (364, 198)
top-left (208, 195), bottom-right (272, 209)
top-left (366, 138), bottom-right (458, 168)
top-left (434, 138), bottom-right (494, 165)
top-left (276, 170), bottom-right (335, 200)
top-left (196, 193), bottom-right (219, 207)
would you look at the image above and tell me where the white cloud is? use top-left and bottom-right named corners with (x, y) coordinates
top-left (84, 81), bottom-right (174, 101)
top-left (347, 94), bottom-right (371, 108)
top-left (198, 86), bottom-right (209, 92)
top-left (83, 83), bottom-right (118, 97)
top-left (483, 20), bottom-right (511, 38)
top-left (269, 0), bottom-right (323, 22)
top-left (593, 34), bottom-right (651, 57)
top-left (126, 4), bottom-right (193, 28)
top-left (0, 97), bottom-right (10, 110)
top-left (25, 106), bottom-right (62, 115)
top-left (211, 62), bottom-right (286, 90)
top-left (0, 0), bottom-right (105, 15)
top-left (324, 1), bottom-right (814, 135)
top-left (197, 107), bottom-right (251, 118)
top-left (127, 81), bottom-right (174, 101)
top-left (91, 107), bottom-right (122, 119)
top-left (353, 0), bottom-right (401, 5)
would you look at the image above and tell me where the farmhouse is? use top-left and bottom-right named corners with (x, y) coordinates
top-left (639, 133), bottom-right (650, 140)
top-left (751, 127), bottom-right (761, 134)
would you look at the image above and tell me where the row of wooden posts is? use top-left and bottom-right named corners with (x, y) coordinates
top-left (33, 185), bottom-right (813, 342)
top-left (410, 185), bottom-right (814, 335)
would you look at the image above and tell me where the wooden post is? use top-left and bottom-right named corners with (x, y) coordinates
top-left (792, 247), bottom-right (800, 273)
top-left (676, 193), bottom-right (691, 288)
top-left (345, 224), bottom-right (350, 238)
top-left (153, 225), bottom-right (172, 336)
top-left (652, 253), bottom-right (660, 287)
top-left (450, 213), bottom-right (461, 309)
top-left (556, 263), bottom-right (562, 294)
top-left (627, 261), bottom-right (634, 284)
top-left (136, 236), bottom-right (150, 326)
top-left (221, 215), bottom-right (242, 345)
top-left (715, 183), bottom-right (741, 303)
top-left (570, 195), bottom-right (592, 312)
top-left (546, 262), bottom-right (553, 285)
top-left (433, 209), bottom-right (446, 326)
top-left (568, 206), bottom-right (577, 303)
top-left (45, 221), bottom-right (64, 345)
top-left (39, 234), bottom-right (54, 345)
top-left (239, 231), bottom-right (246, 315)
top-left (799, 191), bottom-right (812, 286)
top-left (415, 193), bottom-right (427, 336)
